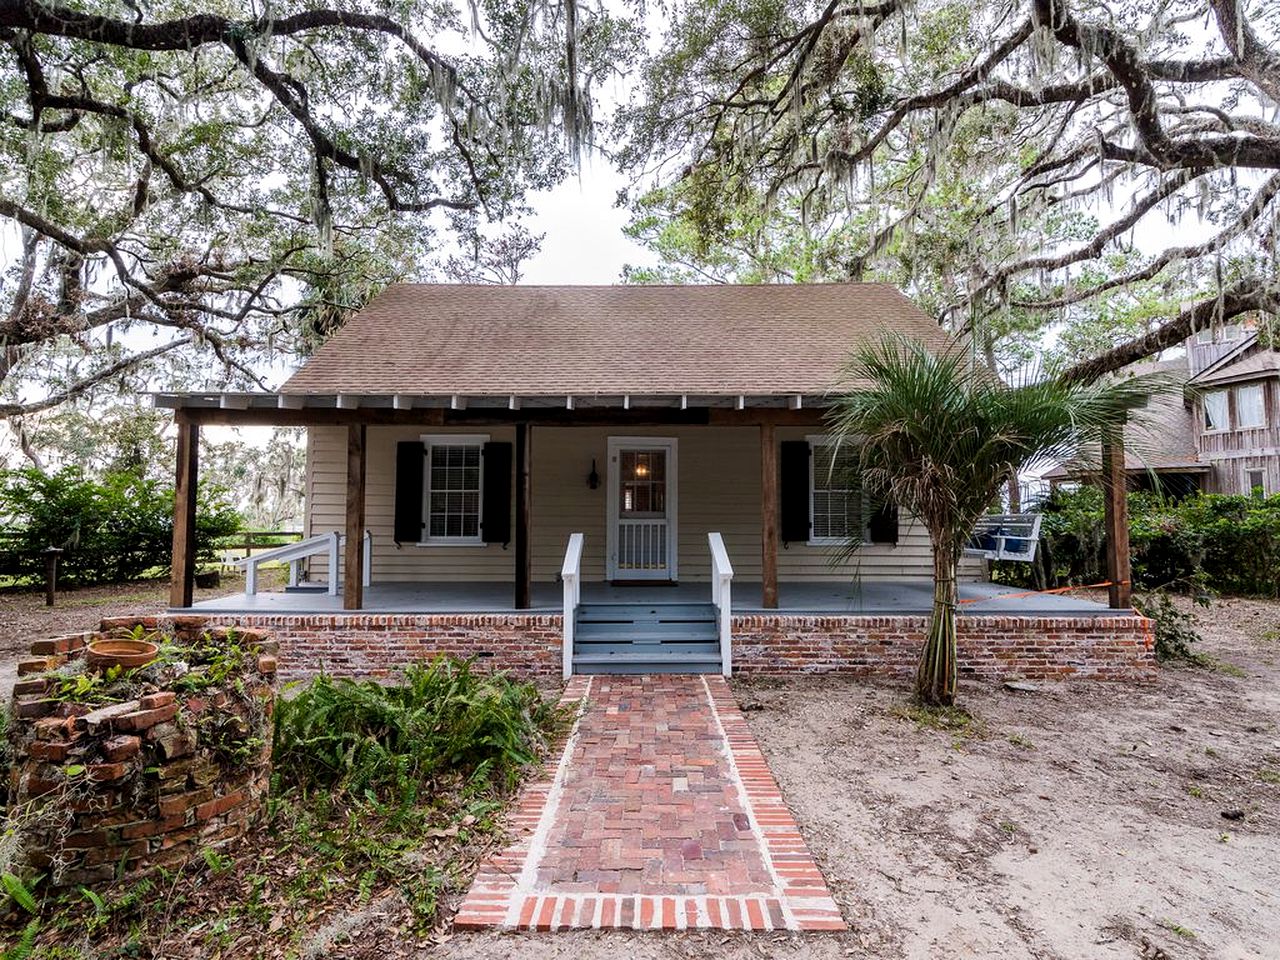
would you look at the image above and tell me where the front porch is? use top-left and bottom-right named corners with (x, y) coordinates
top-left (183, 577), bottom-right (1121, 617)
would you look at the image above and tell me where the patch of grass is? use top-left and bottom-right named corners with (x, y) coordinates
top-left (892, 703), bottom-right (985, 739)
top-left (1204, 657), bottom-right (1248, 678)
top-left (1257, 768), bottom-right (1280, 784)
top-left (1159, 919), bottom-right (1197, 939)
top-left (1187, 784), bottom-right (1204, 798)
top-left (1204, 745), bottom-right (1220, 758)
top-left (1007, 732), bottom-right (1035, 750)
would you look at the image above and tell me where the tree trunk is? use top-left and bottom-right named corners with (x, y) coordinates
top-left (916, 544), bottom-right (959, 706)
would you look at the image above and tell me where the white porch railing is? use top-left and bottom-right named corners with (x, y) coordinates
top-left (560, 533), bottom-right (585, 679)
top-left (707, 532), bottom-right (734, 677)
top-left (234, 529), bottom-right (371, 597)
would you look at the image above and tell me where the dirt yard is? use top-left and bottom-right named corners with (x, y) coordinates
top-left (4, 587), bottom-right (1278, 959)
top-left (434, 597), bottom-right (1280, 960)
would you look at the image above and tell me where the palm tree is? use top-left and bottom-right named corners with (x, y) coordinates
top-left (828, 337), bottom-right (1166, 707)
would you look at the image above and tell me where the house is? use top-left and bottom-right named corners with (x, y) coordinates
top-left (1045, 319), bottom-right (1279, 497)
top-left (1188, 321), bottom-right (1279, 496)
top-left (155, 284), bottom-right (1150, 681)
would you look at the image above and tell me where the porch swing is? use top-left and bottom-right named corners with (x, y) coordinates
top-left (963, 513), bottom-right (1043, 562)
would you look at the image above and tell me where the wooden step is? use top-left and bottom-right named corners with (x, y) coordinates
top-left (576, 602), bottom-right (717, 624)
top-left (574, 622), bottom-right (719, 643)
top-left (573, 644), bottom-right (722, 675)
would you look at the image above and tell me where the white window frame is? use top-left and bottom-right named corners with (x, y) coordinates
top-left (1235, 383), bottom-right (1267, 429)
top-left (806, 435), bottom-right (869, 546)
top-left (419, 433), bottom-right (489, 546)
top-left (1244, 468), bottom-right (1267, 498)
top-left (1203, 390), bottom-right (1230, 433)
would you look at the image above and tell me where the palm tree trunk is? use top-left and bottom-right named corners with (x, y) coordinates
top-left (916, 544), bottom-right (959, 706)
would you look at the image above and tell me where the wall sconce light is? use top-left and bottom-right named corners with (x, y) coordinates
top-left (587, 459), bottom-right (600, 490)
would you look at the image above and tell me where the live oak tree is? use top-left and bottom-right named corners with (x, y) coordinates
top-left (0, 0), bottom-right (636, 423)
top-left (620, 0), bottom-right (1280, 377)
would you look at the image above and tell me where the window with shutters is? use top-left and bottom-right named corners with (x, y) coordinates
top-left (421, 435), bottom-right (488, 543)
top-left (808, 438), bottom-right (865, 544)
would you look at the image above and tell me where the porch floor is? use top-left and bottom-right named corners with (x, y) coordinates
top-left (181, 579), bottom-right (1126, 617)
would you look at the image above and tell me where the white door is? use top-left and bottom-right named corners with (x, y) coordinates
top-left (606, 437), bottom-right (678, 580)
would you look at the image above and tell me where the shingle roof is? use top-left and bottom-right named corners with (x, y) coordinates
top-left (1191, 336), bottom-right (1280, 386)
top-left (1044, 358), bottom-right (1205, 478)
top-left (281, 283), bottom-right (953, 397)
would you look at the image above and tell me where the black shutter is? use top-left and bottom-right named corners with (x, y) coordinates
top-left (868, 501), bottom-right (900, 545)
top-left (481, 441), bottom-right (512, 545)
top-left (394, 441), bottom-right (425, 544)
top-left (779, 440), bottom-right (811, 544)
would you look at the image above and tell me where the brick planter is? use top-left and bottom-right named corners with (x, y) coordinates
top-left (6, 618), bottom-right (277, 887)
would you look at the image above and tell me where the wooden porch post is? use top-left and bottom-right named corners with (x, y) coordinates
top-left (169, 413), bottom-right (199, 609)
top-left (760, 422), bottom-right (779, 609)
top-left (515, 422), bottom-right (532, 609)
top-left (1102, 431), bottom-right (1132, 609)
top-left (343, 424), bottom-right (366, 610)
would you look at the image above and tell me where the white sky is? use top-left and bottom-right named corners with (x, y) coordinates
top-left (520, 156), bottom-right (652, 284)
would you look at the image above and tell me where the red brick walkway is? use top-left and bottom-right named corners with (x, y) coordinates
top-left (455, 675), bottom-right (843, 932)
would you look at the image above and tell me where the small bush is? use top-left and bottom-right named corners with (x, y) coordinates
top-left (272, 658), bottom-right (565, 800)
top-left (1133, 591), bottom-right (1208, 662)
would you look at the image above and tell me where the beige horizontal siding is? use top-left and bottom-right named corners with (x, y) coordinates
top-left (306, 424), bottom-right (985, 585)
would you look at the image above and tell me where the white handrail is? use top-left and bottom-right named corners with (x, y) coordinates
top-left (560, 533), bottom-right (585, 680)
top-left (234, 529), bottom-right (371, 597)
top-left (707, 532), bottom-right (734, 677)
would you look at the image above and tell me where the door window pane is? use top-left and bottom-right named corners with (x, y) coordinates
top-left (619, 449), bottom-right (666, 517)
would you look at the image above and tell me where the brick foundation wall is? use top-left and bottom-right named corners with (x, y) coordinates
top-left (167, 611), bottom-right (1152, 683)
top-left (8, 621), bottom-right (276, 887)
top-left (168, 614), bottom-right (564, 682)
top-left (731, 614), bottom-right (1156, 681)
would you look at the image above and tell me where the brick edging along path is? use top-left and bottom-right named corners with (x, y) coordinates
top-left (455, 675), bottom-right (843, 932)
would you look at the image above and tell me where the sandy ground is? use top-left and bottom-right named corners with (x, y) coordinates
top-left (4, 585), bottom-right (1278, 959)
top-left (432, 596), bottom-right (1280, 960)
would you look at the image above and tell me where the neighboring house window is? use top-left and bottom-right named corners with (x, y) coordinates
top-left (422, 436), bottom-right (486, 542)
top-left (1235, 384), bottom-right (1267, 429)
top-left (1203, 390), bottom-right (1229, 432)
top-left (1245, 468), bottom-right (1266, 498)
top-left (1195, 323), bottom-right (1242, 344)
top-left (809, 439), bottom-right (864, 543)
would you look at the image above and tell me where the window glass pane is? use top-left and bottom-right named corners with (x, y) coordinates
top-left (1204, 391), bottom-right (1229, 430)
top-left (425, 441), bottom-right (483, 540)
top-left (1236, 384), bottom-right (1266, 428)
top-left (1246, 470), bottom-right (1266, 498)
top-left (811, 442), bottom-right (860, 541)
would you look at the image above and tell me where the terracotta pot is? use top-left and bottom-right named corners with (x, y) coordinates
top-left (86, 638), bottom-right (159, 671)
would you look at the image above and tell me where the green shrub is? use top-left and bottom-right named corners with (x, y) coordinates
top-left (272, 658), bottom-right (565, 801)
top-left (994, 488), bottom-right (1280, 597)
top-left (1133, 591), bottom-right (1208, 662)
top-left (0, 467), bottom-right (241, 585)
